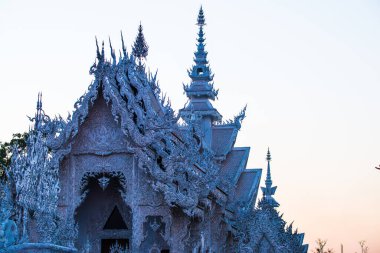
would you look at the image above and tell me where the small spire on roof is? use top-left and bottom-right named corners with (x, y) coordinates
top-left (265, 148), bottom-right (272, 188)
top-left (132, 22), bottom-right (149, 65)
top-left (260, 148), bottom-right (279, 208)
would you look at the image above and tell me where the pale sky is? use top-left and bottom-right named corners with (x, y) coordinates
top-left (1, 0), bottom-right (379, 252)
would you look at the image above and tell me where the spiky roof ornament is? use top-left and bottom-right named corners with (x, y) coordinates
top-left (132, 23), bottom-right (149, 63)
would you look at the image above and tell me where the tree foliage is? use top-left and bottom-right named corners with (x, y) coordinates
top-left (0, 133), bottom-right (28, 178)
top-left (312, 239), bottom-right (334, 253)
top-left (359, 240), bottom-right (369, 253)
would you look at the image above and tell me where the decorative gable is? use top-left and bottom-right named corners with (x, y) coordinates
top-left (71, 96), bottom-right (130, 154)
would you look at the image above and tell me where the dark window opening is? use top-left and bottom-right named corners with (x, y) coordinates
top-left (103, 206), bottom-right (128, 230)
top-left (193, 134), bottom-right (200, 145)
top-left (197, 68), bottom-right (203, 75)
top-left (139, 99), bottom-right (146, 112)
top-left (173, 180), bottom-right (179, 192)
top-left (130, 85), bottom-right (138, 96)
top-left (101, 239), bottom-right (129, 253)
top-left (157, 156), bottom-right (165, 171)
top-left (161, 250), bottom-right (170, 253)
top-left (138, 126), bottom-right (145, 135)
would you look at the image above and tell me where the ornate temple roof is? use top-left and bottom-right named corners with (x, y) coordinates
top-left (38, 14), bottom-right (258, 220)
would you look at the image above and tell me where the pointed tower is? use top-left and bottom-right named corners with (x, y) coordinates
top-left (260, 148), bottom-right (279, 208)
top-left (179, 7), bottom-right (222, 147)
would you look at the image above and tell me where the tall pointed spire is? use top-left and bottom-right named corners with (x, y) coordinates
top-left (260, 148), bottom-right (279, 208)
top-left (132, 23), bottom-right (149, 65)
top-left (184, 6), bottom-right (218, 101)
top-left (180, 7), bottom-right (221, 126)
top-left (265, 148), bottom-right (273, 189)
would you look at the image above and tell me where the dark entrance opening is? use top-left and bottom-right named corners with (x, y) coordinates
top-left (101, 239), bottom-right (129, 253)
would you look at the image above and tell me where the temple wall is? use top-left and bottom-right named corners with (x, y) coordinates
top-left (58, 97), bottom-right (136, 252)
top-left (56, 96), bottom-right (229, 252)
top-left (57, 97), bottom-right (173, 252)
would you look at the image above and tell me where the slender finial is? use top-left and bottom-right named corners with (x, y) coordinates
top-left (95, 36), bottom-right (101, 59)
top-left (109, 37), bottom-right (113, 53)
top-left (35, 92), bottom-right (43, 128)
top-left (36, 92), bottom-right (42, 112)
top-left (101, 41), bottom-right (105, 59)
top-left (265, 148), bottom-right (272, 188)
top-left (197, 6), bottom-right (206, 26)
top-left (109, 37), bottom-right (116, 63)
top-left (95, 36), bottom-right (105, 63)
top-left (121, 31), bottom-right (127, 57)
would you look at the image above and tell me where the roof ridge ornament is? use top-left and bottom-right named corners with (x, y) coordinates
top-left (109, 37), bottom-right (116, 65)
top-left (120, 31), bottom-right (127, 57)
top-left (132, 22), bottom-right (149, 66)
top-left (34, 92), bottom-right (43, 129)
top-left (95, 37), bottom-right (105, 62)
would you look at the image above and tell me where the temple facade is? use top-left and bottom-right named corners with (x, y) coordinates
top-left (0, 7), bottom-right (308, 253)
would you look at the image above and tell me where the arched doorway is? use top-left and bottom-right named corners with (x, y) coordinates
top-left (75, 172), bottom-right (131, 253)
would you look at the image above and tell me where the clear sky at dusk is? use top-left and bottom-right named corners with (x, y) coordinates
top-left (0, 0), bottom-right (379, 252)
